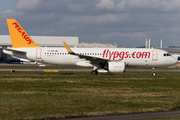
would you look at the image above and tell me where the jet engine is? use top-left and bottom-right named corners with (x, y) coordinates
top-left (104, 61), bottom-right (125, 73)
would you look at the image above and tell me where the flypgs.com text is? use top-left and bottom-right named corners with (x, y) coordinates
top-left (12, 22), bottom-right (33, 44)
top-left (103, 49), bottom-right (151, 60)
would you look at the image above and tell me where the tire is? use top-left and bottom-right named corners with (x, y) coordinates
top-left (91, 70), bottom-right (98, 75)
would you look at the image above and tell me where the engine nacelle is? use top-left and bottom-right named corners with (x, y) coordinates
top-left (107, 61), bottom-right (125, 73)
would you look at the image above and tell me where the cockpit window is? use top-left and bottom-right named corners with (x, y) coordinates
top-left (164, 53), bottom-right (172, 57)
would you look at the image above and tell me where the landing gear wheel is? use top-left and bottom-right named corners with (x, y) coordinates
top-left (91, 70), bottom-right (98, 75)
top-left (152, 68), bottom-right (156, 76)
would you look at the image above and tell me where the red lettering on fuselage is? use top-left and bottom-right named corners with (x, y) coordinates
top-left (109, 51), bottom-right (114, 60)
top-left (124, 51), bottom-right (129, 58)
top-left (103, 49), bottom-right (150, 61)
top-left (12, 22), bottom-right (33, 44)
top-left (113, 51), bottom-right (119, 60)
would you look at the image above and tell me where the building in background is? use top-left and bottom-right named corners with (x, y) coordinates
top-left (77, 42), bottom-right (116, 48)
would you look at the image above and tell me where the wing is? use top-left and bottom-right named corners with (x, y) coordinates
top-left (63, 41), bottom-right (108, 67)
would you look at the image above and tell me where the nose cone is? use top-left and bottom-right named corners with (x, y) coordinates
top-left (171, 57), bottom-right (178, 65)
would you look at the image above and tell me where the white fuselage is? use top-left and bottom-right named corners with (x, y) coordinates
top-left (4, 47), bottom-right (178, 67)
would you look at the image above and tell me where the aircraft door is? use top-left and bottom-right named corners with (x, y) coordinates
top-left (36, 48), bottom-right (42, 59)
top-left (152, 50), bottom-right (158, 61)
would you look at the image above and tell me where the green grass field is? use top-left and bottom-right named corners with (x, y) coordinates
top-left (0, 69), bottom-right (180, 119)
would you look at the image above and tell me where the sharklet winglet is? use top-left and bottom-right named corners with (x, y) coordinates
top-left (63, 41), bottom-right (73, 54)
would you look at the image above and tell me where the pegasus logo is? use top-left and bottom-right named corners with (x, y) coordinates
top-left (12, 22), bottom-right (33, 44)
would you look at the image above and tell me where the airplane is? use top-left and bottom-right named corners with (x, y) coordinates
top-left (3, 19), bottom-right (178, 75)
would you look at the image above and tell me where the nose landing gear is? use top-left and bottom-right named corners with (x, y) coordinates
top-left (152, 68), bottom-right (156, 76)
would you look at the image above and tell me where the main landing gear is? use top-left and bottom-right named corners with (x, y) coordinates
top-left (91, 66), bottom-right (98, 75)
top-left (91, 70), bottom-right (98, 75)
top-left (152, 68), bottom-right (156, 76)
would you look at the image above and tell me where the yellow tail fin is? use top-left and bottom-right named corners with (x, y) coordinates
top-left (6, 19), bottom-right (41, 48)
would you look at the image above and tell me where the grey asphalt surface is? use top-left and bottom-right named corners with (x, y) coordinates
top-left (58, 110), bottom-right (180, 120)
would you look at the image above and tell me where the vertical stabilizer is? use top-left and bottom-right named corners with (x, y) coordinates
top-left (6, 19), bottom-right (41, 48)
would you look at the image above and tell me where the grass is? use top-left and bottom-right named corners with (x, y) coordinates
top-left (0, 69), bottom-right (180, 119)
